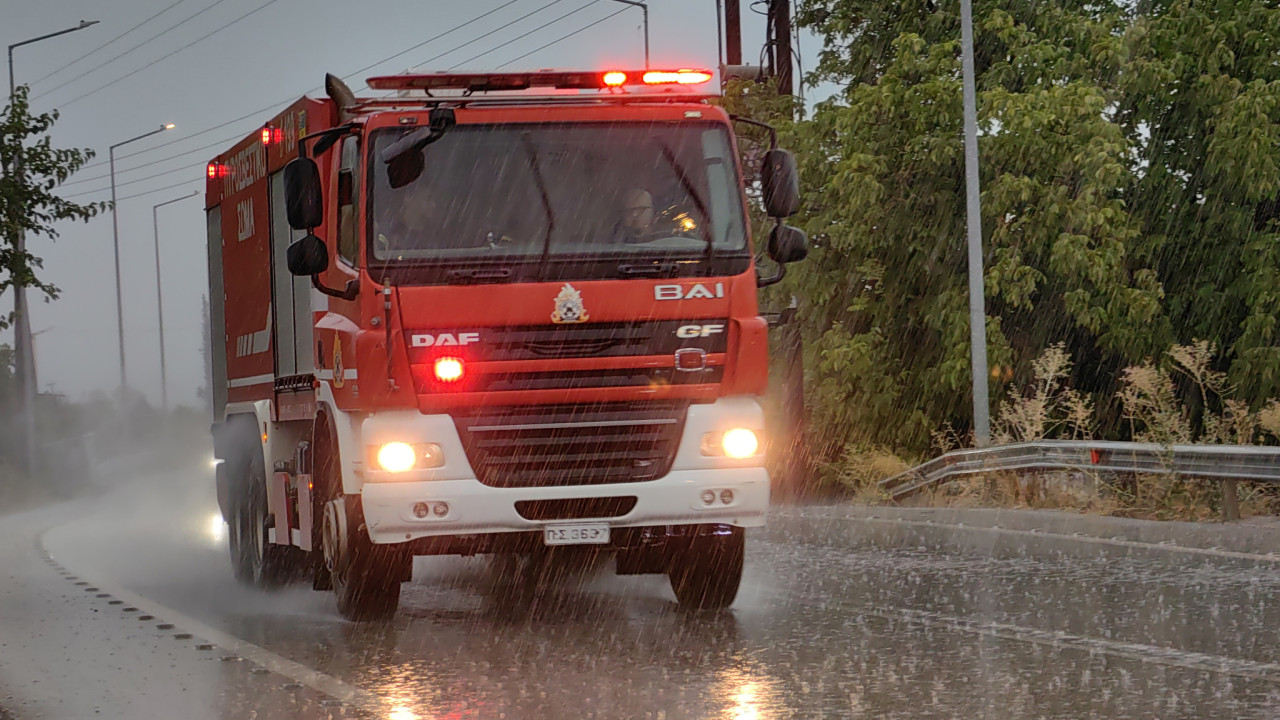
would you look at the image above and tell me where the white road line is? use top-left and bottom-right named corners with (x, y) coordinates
top-left (37, 530), bottom-right (387, 716)
top-left (861, 605), bottom-right (1280, 682)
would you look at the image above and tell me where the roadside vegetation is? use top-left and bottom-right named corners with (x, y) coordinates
top-left (737, 0), bottom-right (1280, 520)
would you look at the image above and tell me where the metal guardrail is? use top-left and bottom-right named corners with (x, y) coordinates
top-left (879, 440), bottom-right (1280, 518)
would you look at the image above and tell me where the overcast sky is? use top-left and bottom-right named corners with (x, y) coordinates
top-left (3, 0), bottom-right (821, 409)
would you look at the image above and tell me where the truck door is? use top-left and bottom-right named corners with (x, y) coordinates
top-left (268, 171), bottom-right (314, 376)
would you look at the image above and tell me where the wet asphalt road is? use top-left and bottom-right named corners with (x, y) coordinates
top-left (3, 460), bottom-right (1280, 719)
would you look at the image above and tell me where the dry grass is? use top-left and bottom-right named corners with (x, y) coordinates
top-left (992, 343), bottom-right (1095, 444)
top-left (916, 471), bottom-right (1118, 514)
top-left (829, 340), bottom-right (1279, 523)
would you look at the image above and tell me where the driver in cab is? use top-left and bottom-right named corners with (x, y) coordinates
top-left (375, 181), bottom-right (440, 255)
top-left (613, 188), bottom-right (658, 244)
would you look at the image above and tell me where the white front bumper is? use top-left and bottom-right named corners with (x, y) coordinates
top-left (356, 397), bottom-right (769, 545)
top-left (362, 467), bottom-right (768, 544)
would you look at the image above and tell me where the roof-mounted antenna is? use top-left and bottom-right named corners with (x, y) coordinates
top-left (326, 73), bottom-right (358, 122)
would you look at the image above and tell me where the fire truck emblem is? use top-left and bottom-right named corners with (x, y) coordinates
top-left (332, 334), bottom-right (345, 388)
top-left (550, 283), bottom-right (589, 324)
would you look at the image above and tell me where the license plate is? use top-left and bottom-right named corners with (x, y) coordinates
top-left (543, 523), bottom-right (610, 546)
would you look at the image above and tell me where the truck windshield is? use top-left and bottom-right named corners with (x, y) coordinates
top-left (368, 122), bottom-right (747, 267)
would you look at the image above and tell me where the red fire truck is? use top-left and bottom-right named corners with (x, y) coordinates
top-left (205, 68), bottom-right (807, 620)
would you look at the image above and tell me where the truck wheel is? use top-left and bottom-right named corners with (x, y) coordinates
top-left (227, 506), bottom-right (252, 584)
top-left (322, 496), bottom-right (405, 621)
top-left (667, 526), bottom-right (744, 611)
top-left (232, 445), bottom-right (293, 588)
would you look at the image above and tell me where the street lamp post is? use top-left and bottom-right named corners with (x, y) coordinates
top-left (609, 0), bottom-right (649, 69)
top-left (151, 191), bottom-right (198, 410)
top-left (109, 123), bottom-right (175, 392)
top-left (960, 0), bottom-right (991, 446)
top-left (6, 19), bottom-right (99, 475)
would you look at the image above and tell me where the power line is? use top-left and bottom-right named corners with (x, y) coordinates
top-left (62, 173), bottom-right (203, 202)
top-left (497, 4), bottom-right (630, 68)
top-left (59, 0), bottom-right (606, 195)
top-left (341, 0), bottom-right (525, 82)
top-left (448, 1), bottom-right (602, 70)
top-left (354, 0), bottom-right (572, 90)
top-left (116, 178), bottom-right (203, 203)
top-left (30, 0), bottom-right (191, 87)
top-left (33, 0), bottom-right (236, 101)
top-left (62, 131), bottom-right (246, 187)
top-left (61, 160), bottom-right (207, 198)
top-left (67, 0), bottom-right (544, 175)
top-left (58, 0), bottom-right (288, 109)
top-left (74, 96), bottom-right (298, 174)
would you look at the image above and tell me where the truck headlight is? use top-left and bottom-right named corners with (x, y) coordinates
top-left (371, 442), bottom-right (445, 473)
top-left (700, 428), bottom-right (761, 459)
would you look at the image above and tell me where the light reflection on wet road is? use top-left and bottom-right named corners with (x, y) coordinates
top-left (7, 465), bottom-right (1279, 719)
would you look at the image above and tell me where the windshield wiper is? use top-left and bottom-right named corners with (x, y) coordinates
top-left (518, 132), bottom-right (556, 283)
top-left (656, 142), bottom-right (716, 275)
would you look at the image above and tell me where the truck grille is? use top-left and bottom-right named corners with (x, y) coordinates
top-left (406, 320), bottom-right (729, 362)
top-left (478, 367), bottom-right (722, 392)
top-left (452, 402), bottom-right (689, 488)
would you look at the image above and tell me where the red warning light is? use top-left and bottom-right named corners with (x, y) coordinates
top-left (260, 127), bottom-right (283, 145)
top-left (602, 71), bottom-right (628, 86)
top-left (207, 162), bottom-right (230, 179)
top-left (434, 357), bottom-right (465, 383)
top-left (642, 69), bottom-right (713, 85)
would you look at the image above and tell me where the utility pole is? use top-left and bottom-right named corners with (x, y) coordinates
top-left (609, 0), bottom-right (649, 69)
top-left (151, 191), bottom-right (198, 411)
top-left (109, 124), bottom-right (175, 392)
top-left (773, 0), bottom-right (793, 96)
top-left (960, 0), bottom-right (991, 446)
top-left (7, 20), bottom-right (99, 475)
top-left (724, 0), bottom-right (742, 65)
top-left (763, 0), bottom-right (805, 497)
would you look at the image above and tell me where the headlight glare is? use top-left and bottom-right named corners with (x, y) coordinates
top-left (371, 442), bottom-right (445, 474)
top-left (721, 428), bottom-right (759, 458)
top-left (377, 442), bottom-right (417, 473)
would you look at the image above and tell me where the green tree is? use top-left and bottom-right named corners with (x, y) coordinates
top-left (1119, 0), bottom-right (1280, 405)
top-left (788, 0), bottom-right (1171, 459)
top-left (1, 85), bottom-right (105, 323)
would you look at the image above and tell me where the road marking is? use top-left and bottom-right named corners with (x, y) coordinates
top-left (774, 509), bottom-right (1280, 564)
top-left (36, 530), bottom-right (388, 716)
top-left (860, 605), bottom-right (1280, 682)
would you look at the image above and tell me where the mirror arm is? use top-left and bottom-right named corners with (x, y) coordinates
top-left (298, 123), bottom-right (359, 159)
top-left (729, 114), bottom-right (779, 150)
top-left (756, 249), bottom-right (787, 288)
top-left (311, 274), bottom-right (359, 301)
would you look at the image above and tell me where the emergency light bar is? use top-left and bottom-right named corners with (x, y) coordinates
top-left (366, 69), bottom-right (713, 94)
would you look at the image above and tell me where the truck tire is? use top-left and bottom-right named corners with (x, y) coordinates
top-left (230, 442), bottom-right (293, 588)
top-left (667, 526), bottom-right (744, 611)
top-left (322, 495), bottom-right (406, 621)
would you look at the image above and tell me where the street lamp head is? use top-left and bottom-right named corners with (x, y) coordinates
top-left (78, 20), bottom-right (100, 29)
top-left (164, 123), bottom-right (176, 130)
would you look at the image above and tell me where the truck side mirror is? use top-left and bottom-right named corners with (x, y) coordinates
top-left (286, 234), bottom-right (329, 276)
top-left (767, 223), bottom-right (809, 264)
top-left (761, 149), bottom-right (800, 218)
top-left (284, 158), bottom-right (323, 230)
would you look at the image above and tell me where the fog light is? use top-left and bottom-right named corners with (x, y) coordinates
top-left (720, 489), bottom-right (734, 505)
top-left (433, 502), bottom-right (449, 517)
top-left (412, 502), bottom-right (431, 519)
top-left (378, 442), bottom-right (417, 472)
top-left (701, 489), bottom-right (716, 505)
top-left (722, 428), bottom-right (759, 458)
